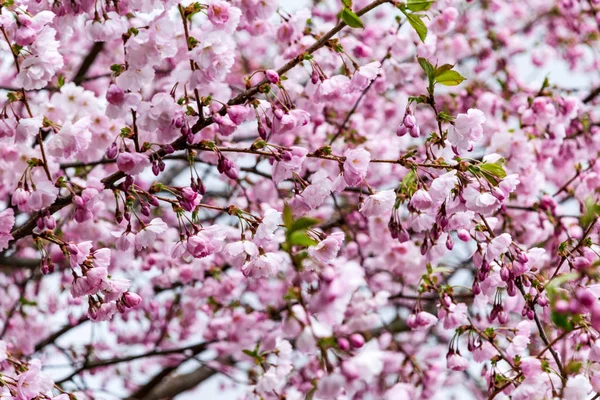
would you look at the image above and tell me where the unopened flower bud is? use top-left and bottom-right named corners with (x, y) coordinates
top-left (265, 69), bottom-right (279, 84)
top-left (349, 333), bottom-right (364, 348)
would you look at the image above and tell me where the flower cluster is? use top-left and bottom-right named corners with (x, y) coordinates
top-left (1, 0), bottom-right (600, 399)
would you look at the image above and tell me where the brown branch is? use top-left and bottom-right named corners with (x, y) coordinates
top-left (34, 317), bottom-right (88, 352)
top-left (72, 42), bottom-right (105, 85)
top-left (56, 340), bottom-right (213, 385)
top-left (135, 364), bottom-right (217, 400)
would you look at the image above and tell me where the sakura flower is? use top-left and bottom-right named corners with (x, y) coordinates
top-left (15, 11), bottom-right (55, 46)
top-left (189, 33), bottom-right (235, 88)
top-left (301, 174), bottom-right (332, 210)
top-left (116, 66), bottom-right (155, 92)
top-left (47, 117), bottom-right (92, 159)
top-left (117, 152), bottom-right (150, 176)
top-left (343, 147), bottom-right (370, 186)
top-left (463, 185), bottom-right (500, 215)
top-left (85, 12), bottom-right (128, 42)
top-left (438, 302), bottom-right (468, 329)
top-left (208, 1), bottom-right (242, 32)
top-left (137, 93), bottom-right (184, 143)
top-left (15, 116), bottom-right (43, 144)
top-left (343, 340), bottom-right (384, 381)
top-left (67, 241), bottom-right (93, 268)
top-left (122, 292), bottom-right (142, 308)
top-left (27, 178), bottom-right (59, 211)
top-left (272, 147), bottom-right (308, 184)
top-left (114, 231), bottom-right (135, 252)
top-left (429, 170), bottom-right (458, 204)
top-left (0, 208), bottom-right (14, 251)
top-left (227, 105), bottom-right (250, 125)
top-left (185, 226), bottom-right (227, 258)
top-left (308, 232), bottom-right (345, 264)
top-left (242, 252), bottom-right (284, 278)
top-left (507, 321), bottom-right (531, 357)
top-left (473, 341), bottom-right (496, 362)
top-left (410, 213), bottom-right (435, 232)
top-left (255, 208), bottom-right (282, 240)
top-left (446, 352), bottom-right (469, 371)
top-left (224, 240), bottom-right (259, 266)
top-left (0, 340), bottom-right (6, 362)
top-left (406, 311), bottom-right (438, 330)
top-left (15, 27), bottom-right (63, 90)
top-left (410, 189), bottom-right (433, 211)
top-left (563, 375), bottom-right (592, 400)
top-left (16, 359), bottom-right (54, 400)
top-left (89, 302), bottom-right (117, 322)
top-left (135, 218), bottom-right (168, 250)
top-left (360, 190), bottom-right (396, 218)
top-left (486, 233), bottom-right (512, 261)
top-left (351, 61), bottom-right (381, 91)
top-left (315, 75), bottom-right (351, 103)
top-left (447, 108), bottom-right (486, 152)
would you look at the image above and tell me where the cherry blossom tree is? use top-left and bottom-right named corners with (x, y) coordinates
top-left (1, 0), bottom-right (600, 398)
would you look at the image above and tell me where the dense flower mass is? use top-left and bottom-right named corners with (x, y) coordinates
top-left (1, 0), bottom-right (600, 399)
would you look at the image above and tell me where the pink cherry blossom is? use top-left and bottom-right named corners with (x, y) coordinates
top-left (117, 152), bottom-right (150, 175)
top-left (0, 1), bottom-right (598, 398)
top-left (343, 148), bottom-right (370, 186)
top-left (448, 108), bottom-right (486, 152)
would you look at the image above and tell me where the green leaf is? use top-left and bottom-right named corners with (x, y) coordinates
top-left (283, 203), bottom-right (293, 229)
top-left (437, 111), bottom-right (454, 122)
top-left (417, 57), bottom-right (435, 80)
top-left (546, 272), bottom-right (578, 298)
top-left (406, 13), bottom-right (428, 43)
top-left (242, 349), bottom-right (256, 357)
top-left (565, 360), bottom-right (583, 374)
top-left (407, 0), bottom-right (436, 11)
top-left (431, 266), bottom-right (453, 274)
top-left (408, 95), bottom-right (427, 104)
top-left (289, 231), bottom-right (318, 247)
top-left (551, 311), bottom-right (573, 331)
top-left (340, 8), bottom-right (364, 29)
top-left (480, 163), bottom-right (507, 180)
top-left (289, 217), bottom-right (320, 234)
top-left (435, 70), bottom-right (466, 86)
top-left (435, 64), bottom-right (454, 76)
top-left (341, 0), bottom-right (352, 7)
top-left (19, 297), bottom-right (37, 307)
top-left (581, 198), bottom-right (600, 228)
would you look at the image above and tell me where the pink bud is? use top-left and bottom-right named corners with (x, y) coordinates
top-left (457, 229), bottom-right (470, 242)
top-left (266, 69), bottom-right (280, 84)
top-left (349, 333), bottom-right (364, 348)
top-left (122, 292), bottom-right (142, 308)
top-left (106, 142), bottom-right (118, 159)
top-left (106, 84), bottom-right (125, 105)
top-left (396, 124), bottom-right (408, 137)
top-left (337, 337), bottom-right (350, 351)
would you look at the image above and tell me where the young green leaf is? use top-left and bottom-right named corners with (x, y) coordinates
top-left (406, 0), bottom-right (436, 12)
top-left (406, 13), bottom-right (428, 43)
top-left (479, 163), bottom-right (507, 179)
top-left (417, 57), bottom-right (435, 80)
top-left (435, 64), bottom-right (454, 76)
top-left (283, 203), bottom-right (293, 229)
top-left (289, 231), bottom-right (318, 247)
top-left (341, 0), bottom-right (352, 7)
top-left (289, 217), bottom-right (320, 234)
top-left (341, 7), bottom-right (364, 29)
top-left (435, 70), bottom-right (466, 86)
